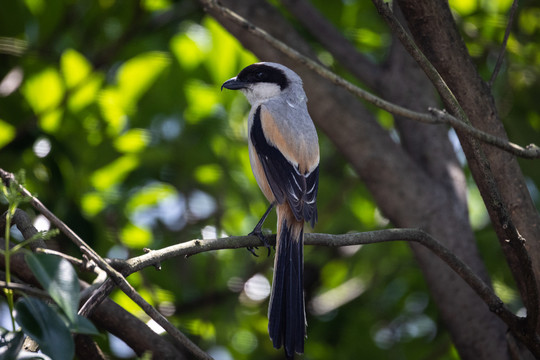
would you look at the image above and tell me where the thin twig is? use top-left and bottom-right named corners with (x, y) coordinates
top-left (489, 0), bottom-right (519, 87)
top-left (279, 0), bottom-right (383, 90)
top-left (0, 280), bottom-right (50, 299)
top-left (428, 108), bottom-right (540, 159)
top-left (200, 0), bottom-right (539, 159)
top-left (78, 279), bottom-right (115, 317)
top-left (35, 248), bottom-right (85, 268)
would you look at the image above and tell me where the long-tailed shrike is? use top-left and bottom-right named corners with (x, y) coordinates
top-left (222, 62), bottom-right (319, 358)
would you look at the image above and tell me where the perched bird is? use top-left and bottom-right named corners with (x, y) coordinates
top-left (222, 62), bottom-right (319, 358)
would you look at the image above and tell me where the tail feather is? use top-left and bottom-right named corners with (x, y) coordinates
top-left (268, 218), bottom-right (305, 358)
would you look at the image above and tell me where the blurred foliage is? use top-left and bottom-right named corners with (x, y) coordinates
top-left (0, 0), bottom-right (539, 359)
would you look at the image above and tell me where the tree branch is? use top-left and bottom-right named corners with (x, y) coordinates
top-left (428, 108), bottom-right (540, 159)
top-left (0, 280), bottom-right (49, 299)
top-left (116, 230), bottom-right (502, 309)
top-left (79, 247), bottom-right (212, 360)
top-left (0, 169), bottom-right (210, 360)
top-left (0, 210), bottom-right (186, 359)
top-left (489, 0), bottom-right (519, 87)
top-left (279, 0), bottom-right (383, 90)
top-left (114, 228), bottom-right (540, 356)
top-left (372, 0), bottom-right (539, 334)
top-left (199, 0), bottom-right (540, 160)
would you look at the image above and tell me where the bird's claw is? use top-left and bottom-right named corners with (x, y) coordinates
top-left (248, 229), bottom-right (271, 257)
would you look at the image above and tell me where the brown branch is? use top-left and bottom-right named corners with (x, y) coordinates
top-left (280, 0), bottom-right (383, 89)
top-left (428, 108), bottom-right (540, 159)
top-left (372, 0), bottom-right (540, 348)
top-left (489, 0), bottom-right (519, 87)
top-left (0, 209), bottom-right (46, 250)
top-left (116, 230), bottom-right (501, 311)
top-left (115, 228), bottom-right (540, 355)
top-left (119, 229), bottom-right (518, 322)
top-left (78, 247), bottom-right (211, 360)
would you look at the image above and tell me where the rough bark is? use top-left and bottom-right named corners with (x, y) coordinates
top-left (204, 0), bottom-right (510, 358)
top-left (397, 0), bottom-right (540, 331)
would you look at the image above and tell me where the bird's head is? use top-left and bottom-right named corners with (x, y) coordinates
top-left (221, 62), bottom-right (304, 105)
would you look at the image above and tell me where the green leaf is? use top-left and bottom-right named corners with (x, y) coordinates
top-left (14, 297), bottom-right (74, 360)
top-left (60, 49), bottom-right (92, 89)
top-left (117, 52), bottom-right (171, 111)
top-left (125, 182), bottom-right (176, 214)
top-left (0, 119), bottom-right (16, 150)
top-left (68, 315), bottom-right (99, 335)
top-left (183, 80), bottom-right (219, 123)
top-left (81, 192), bottom-right (106, 217)
top-left (120, 223), bottom-right (152, 249)
top-left (113, 128), bottom-right (151, 153)
top-left (170, 30), bottom-right (207, 70)
top-left (21, 67), bottom-right (65, 133)
top-left (90, 155), bottom-right (139, 191)
top-left (194, 164), bottom-right (222, 185)
top-left (0, 328), bottom-right (24, 359)
top-left (25, 253), bottom-right (80, 324)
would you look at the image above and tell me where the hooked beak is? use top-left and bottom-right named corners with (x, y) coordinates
top-left (221, 77), bottom-right (247, 91)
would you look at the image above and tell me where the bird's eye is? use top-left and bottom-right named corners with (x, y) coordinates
top-left (256, 72), bottom-right (265, 80)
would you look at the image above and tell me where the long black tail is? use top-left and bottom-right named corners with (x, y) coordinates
top-left (268, 217), bottom-right (305, 359)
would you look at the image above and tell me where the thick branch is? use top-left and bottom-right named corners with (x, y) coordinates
top-left (372, 0), bottom-right (539, 333)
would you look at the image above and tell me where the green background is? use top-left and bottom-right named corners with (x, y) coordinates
top-left (1, 0), bottom-right (539, 358)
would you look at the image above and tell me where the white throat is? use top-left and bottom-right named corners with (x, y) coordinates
top-left (242, 83), bottom-right (282, 105)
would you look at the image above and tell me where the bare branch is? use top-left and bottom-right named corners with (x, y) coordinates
top-left (116, 228), bottom-right (540, 355)
top-left (489, 0), bottom-right (519, 87)
top-left (116, 230), bottom-right (524, 328)
top-left (280, 0), bottom-right (383, 89)
top-left (35, 248), bottom-right (85, 268)
top-left (0, 280), bottom-right (49, 299)
top-left (78, 279), bottom-right (115, 317)
top-left (428, 108), bottom-right (540, 159)
top-left (78, 247), bottom-right (212, 360)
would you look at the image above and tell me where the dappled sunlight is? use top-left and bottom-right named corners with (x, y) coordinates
top-left (1, 0), bottom-right (539, 358)
top-left (310, 277), bottom-right (365, 316)
top-left (242, 273), bottom-right (271, 303)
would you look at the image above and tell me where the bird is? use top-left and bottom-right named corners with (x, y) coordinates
top-left (222, 62), bottom-right (319, 358)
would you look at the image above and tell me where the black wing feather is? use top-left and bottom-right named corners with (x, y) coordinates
top-left (250, 106), bottom-right (318, 226)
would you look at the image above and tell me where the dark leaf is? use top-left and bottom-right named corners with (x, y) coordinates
top-left (14, 297), bottom-right (74, 360)
top-left (25, 253), bottom-right (79, 324)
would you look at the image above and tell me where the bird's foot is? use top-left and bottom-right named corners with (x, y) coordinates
top-left (247, 228), bottom-right (271, 257)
